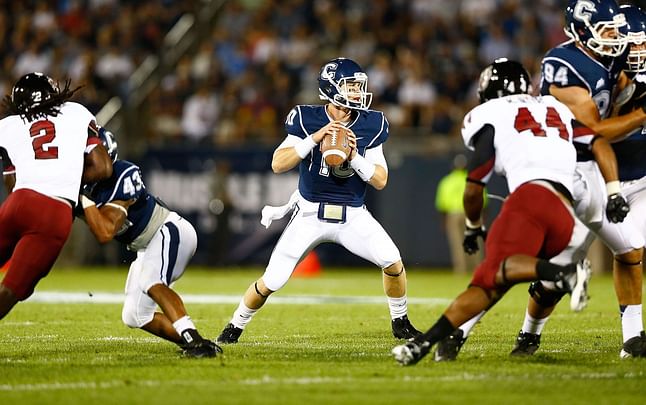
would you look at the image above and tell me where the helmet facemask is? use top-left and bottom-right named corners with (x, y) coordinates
top-left (567, 13), bottom-right (628, 57)
top-left (626, 33), bottom-right (646, 73)
top-left (332, 74), bottom-right (372, 110)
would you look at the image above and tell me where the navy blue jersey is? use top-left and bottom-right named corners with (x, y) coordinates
top-left (285, 105), bottom-right (388, 206)
top-left (88, 160), bottom-right (156, 244)
top-left (612, 127), bottom-right (646, 181)
top-left (540, 41), bottom-right (625, 119)
top-left (611, 73), bottom-right (646, 181)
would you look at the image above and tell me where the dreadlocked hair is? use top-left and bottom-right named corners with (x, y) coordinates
top-left (2, 79), bottom-right (83, 122)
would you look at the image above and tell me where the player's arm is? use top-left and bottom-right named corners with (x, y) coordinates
top-left (82, 122), bottom-right (113, 183)
top-left (461, 124), bottom-right (495, 254)
top-left (272, 121), bottom-right (344, 173)
top-left (0, 147), bottom-right (15, 194)
top-left (348, 139), bottom-right (388, 190)
top-left (573, 120), bottom-right (630, 223)
top-left (550, 84), bottom-right (646, 141)
top-left (3, 174), bottom-right (14, 194)
top-left (81, 197), bottom-right (133, 243)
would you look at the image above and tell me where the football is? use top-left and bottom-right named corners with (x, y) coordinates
top-left (321, 126), bottom-right (352, 167)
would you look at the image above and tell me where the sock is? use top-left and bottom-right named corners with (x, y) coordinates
top-left (172, 315), bottom-right (196, 336)
top-left (231, 300), bottom-right (258, 329)
top-left (421, 315), bottom-right (456, 345)
top-left (535, 260), bottom-right (576, 281)
top-left (459, 310), bottom-right (485, 337)
top-left (620, 304), bottom-right (643, 342)
top-left (388, 295), bottom-right (408, 319)
top-left (521, 310), bottom-right (548, 335)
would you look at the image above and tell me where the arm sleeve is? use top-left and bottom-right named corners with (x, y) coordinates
top-left (466, 124), bottom-right (495, 185)
top-left (364, 144), bottom-right (387, 173)
top-left (275, 134), bottom-right (303, 151)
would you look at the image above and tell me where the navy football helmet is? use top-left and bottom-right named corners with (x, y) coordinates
top-left (477, 58), bottom-right (532, 103)
top-left (98, 126), bottom-right (118, 162)
top-left (11, 72), bottom-right (59, 115)
top-left (621, 5), bottom-right (646, 73)
top-left (564, 0), bottom-right (628, 58)
top-left (318, 58), bottom-right (372, 110)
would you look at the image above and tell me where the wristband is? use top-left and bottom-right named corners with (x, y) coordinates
top-left (465, 217), bottom-right (483, 228)
top-left (349, 153), bottom-right (376, 182)
top-left (105, 202), bottom-right (128, 215)
top-left (606, 181), bottom-right (621, 196)
top-left (80, 195), bottom-right (95, 209)
top-left (294, 136), bottom-right (317, 159)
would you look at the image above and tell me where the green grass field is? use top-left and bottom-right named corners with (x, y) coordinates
top-left (0, 267), bottom-right (644, 404)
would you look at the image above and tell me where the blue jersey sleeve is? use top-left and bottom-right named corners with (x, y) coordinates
top-left (540, 56), bottom-right (587, 93)
top-left (93, 161), bottom-right (146, 206)
top-left (364, 111), bottom-right (389, 149)
top-left (284, 106), bottom-right (308, 139)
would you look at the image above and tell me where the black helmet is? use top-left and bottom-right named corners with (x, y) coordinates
top-left (11, 72), bottom-right (59, 115)
top-left (477, 58), bottom-right (532, 103)
top-left (98, 126), bottom-right (118, 162)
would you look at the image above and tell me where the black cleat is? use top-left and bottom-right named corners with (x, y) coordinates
top-left (510, 330), bottom-right (541, 356)
top-left (620, 331), bottom-right (646, 358)
top-left (182, 338), bottom-right (222, 358)
top-left (392, 339), bottom-right (432, 366)
top-left (216, 323), bottom-right (244, 344)
top-left (179, 329), bottom-right (222, 358)
top-left (391, 315), bottom-right (422, 339)
top-left (434, 329), bottom-right (467, 362)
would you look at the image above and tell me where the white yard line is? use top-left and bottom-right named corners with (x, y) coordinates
top-left (25, 291), bottom-right (451, 306)
top-left (0, 371), bottom-right (642, 392)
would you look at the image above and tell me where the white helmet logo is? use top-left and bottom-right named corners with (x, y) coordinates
top-left (321, 63), bottom-right (337, 81)
top-left (574, 0), bottom-right (596, 24)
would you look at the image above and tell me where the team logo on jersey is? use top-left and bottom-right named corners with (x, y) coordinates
top-left (595, 78), bottom-right (605, 89)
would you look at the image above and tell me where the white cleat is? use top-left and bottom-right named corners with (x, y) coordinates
top-left (570, 258), bottom-right (592, 312)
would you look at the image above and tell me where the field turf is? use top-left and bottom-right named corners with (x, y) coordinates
top-left (0, 267), bottom-right (644, 404)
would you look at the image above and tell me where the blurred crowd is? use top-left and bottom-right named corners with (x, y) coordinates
top-left (147, 0), bottom-right (571, 146)
top-left (0, 0), bottom-right (196, 118)
top-left (0, 0), bottom-right (575, 148)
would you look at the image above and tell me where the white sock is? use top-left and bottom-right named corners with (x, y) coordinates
top-left (172, 315), bottom-right (196, 336)
top-left (387, 295), bottom-right (408, 319)
top-left (231, 300), bottom-right (258, 329)
top-left (621, 304), bottom-right (643, 342)
top-left (521, 310), bottom-right (548, 335)
top-left (459, 310), bottom-right (485, 337)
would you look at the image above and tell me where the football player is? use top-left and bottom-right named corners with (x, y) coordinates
top-left (216, 57), bottom-right (420, 344)
top-left (435, 0), bottom-right (646, 361)
top-left (507, 0), bottom-right (646, 359)
top-left (77, 129), bottom-right (221, 358)
top-left (0, 72), bottom-right (113, 320)
top-left (392, 59), bottom-right (617, 366)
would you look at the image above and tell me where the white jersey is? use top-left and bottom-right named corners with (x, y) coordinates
top-left (462, 94), bottom-right (577, 194)
top-left (0, 102), bottom-right (97, 202)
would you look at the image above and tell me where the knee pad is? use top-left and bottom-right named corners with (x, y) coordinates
top-left (121, 302), bottom-right (154, 329)
top-left (528, 281), bottom-right (565, 308)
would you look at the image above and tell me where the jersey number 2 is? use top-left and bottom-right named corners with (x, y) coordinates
top-left (29, 120), bottom-right (58, 159)
top-left (513, 107), bottom-right (568, 140)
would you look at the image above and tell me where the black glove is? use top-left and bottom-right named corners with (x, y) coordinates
top-left (606, 193), bottom-right (630, 223)
top-left (463, 225), bottom-right (487, 255)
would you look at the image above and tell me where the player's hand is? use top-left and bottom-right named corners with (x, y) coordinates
top-left (312, 121), bottom-right (344, 144)
top-left (346, 128), bottom-right (358, 160)
top-left (606, 193), bottom-right (630, 223)
top-left (463, 225), bottom-right (486, 254)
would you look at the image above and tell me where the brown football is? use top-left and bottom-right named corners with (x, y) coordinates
top-left (321, 126), bottom-right (352, 167)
